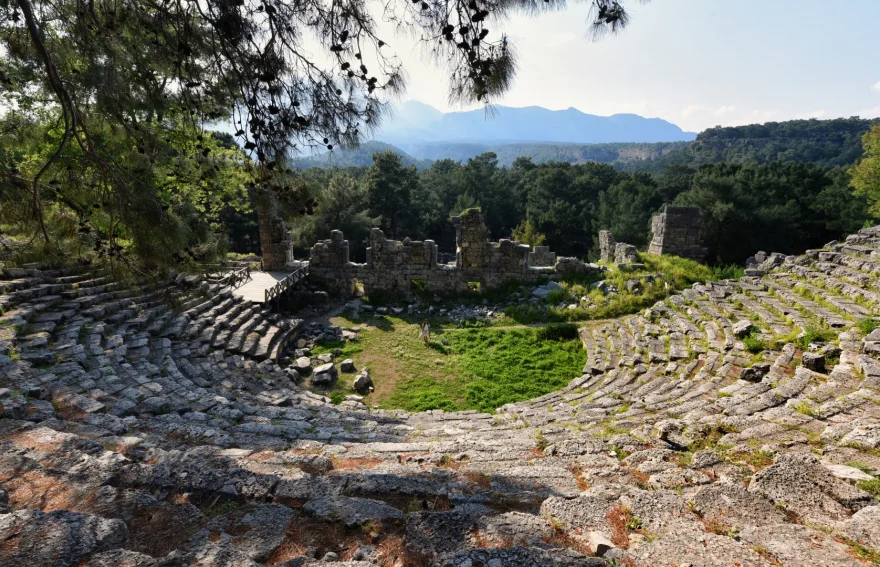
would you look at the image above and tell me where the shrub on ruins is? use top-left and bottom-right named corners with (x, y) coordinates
top-left (742, 330), bottom-right (768, 354)
top-left (0, 0), bottom-right (640, 267)
top-left (512, 218), bottom-right (546, 247)
top-left (503, 252), bottom-right (733, 324)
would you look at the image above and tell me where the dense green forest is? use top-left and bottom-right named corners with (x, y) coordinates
top-left (286, 151), bottom-right (870, 266)
top-left (653, 117), bottom-right (878, 171)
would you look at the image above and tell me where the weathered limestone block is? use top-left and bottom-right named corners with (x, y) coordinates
top-left (614, 243), bottom-right (638, 265)
top-left (528, 245), bottom-right (556, 267)
top-left (649, 205), bottom-right (707, 260)
top-left (599, 230), bottom-right (616, 263)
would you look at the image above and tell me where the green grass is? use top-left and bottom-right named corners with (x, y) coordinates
top-left (448, 327), bottom-right (587, 413)
top-left (323, 315), bottom-right (586, 414)
top-left (536, 323), bottom-right (579, 341)
top-left (774, 324), bottom-right (837, 350)
top-left (792, 400), bottom-right (818, 417)
top-left (743, 332), bottom-right (767, 354)
top-left (858, 318), bottom-right (879, 335)
top-left (858, 478), bottom-right (880, 500)
top-left (328, 392), bottom-right (345, 405)
top-left (505, 253), bottom-right (742, 324)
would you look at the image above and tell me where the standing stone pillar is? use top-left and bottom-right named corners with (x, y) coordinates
top-left (254, 189), bottom-right (294, 271)
top-left (599, 230), bottom-right (616, 263)
top-left (649, 206), bottom-right (707, 260)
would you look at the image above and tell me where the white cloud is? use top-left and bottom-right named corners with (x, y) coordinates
top-left (872, 81), bottom-right (880, 93)
top-left (713, 105), bottom-right (737, 116)
top-left (680, 105), bottom-right (706, 118)
top-left (858, 106), bottom-right (880, 118)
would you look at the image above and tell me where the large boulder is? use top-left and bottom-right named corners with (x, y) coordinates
top-left (748, 453), bottom-right (873, 522)
top-left (294, 356), bottom-right (311, 372)
top-left (801, 352), bottom-right (826, 372)
top-left (839, 505), bottom-right (880, 549)
top-left (740, 363), bottom-right (770, 382)
top-left (0, 509), bottom-right (127, 567)
top-left (353, 369), bottom-right (373, 392)
top-left (304, 495), bottom-right (403, 526)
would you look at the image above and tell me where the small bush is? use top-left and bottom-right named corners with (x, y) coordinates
top-left (792, 400), bottom-right (818, 417)
top-left (799, 326), bottom-right (836, 349)
top-left (545, 288), bottom-right (570, 304)
top-left (857, 318), bottom-right (879, 336)
top-left (328, 392), bottom-right (345, 405)
top-left (712, 265), bottom-right (745, 280)
top-left (743, 334), bottom-right (767, 354)
top-left (536, 323), bottom-right (579, 341)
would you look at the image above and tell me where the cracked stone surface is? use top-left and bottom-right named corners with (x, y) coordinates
top-left (4, 227), bottom-right (880, 565)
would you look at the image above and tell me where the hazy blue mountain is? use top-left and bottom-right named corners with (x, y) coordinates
top-left (376, 102), bottom-right (697, 146)
top-left (381, 100), bottom-right (444, 132)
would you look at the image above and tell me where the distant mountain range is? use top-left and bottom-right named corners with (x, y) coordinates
top-left (288, 101), bottom-right (696, 169)
top-left (376, 100), bottom-right (697, 147)
top-left (287, 109), bottom-right (878, 172)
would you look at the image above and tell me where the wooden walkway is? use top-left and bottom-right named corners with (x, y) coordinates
top-left (231, 271), bottom-right (293, 303)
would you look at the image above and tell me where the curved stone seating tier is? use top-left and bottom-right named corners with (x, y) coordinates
top-left (3, 228), bottom-right (880, 565)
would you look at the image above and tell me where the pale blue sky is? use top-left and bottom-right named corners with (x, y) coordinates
top-left (383, 0), bottom-right (880, 131)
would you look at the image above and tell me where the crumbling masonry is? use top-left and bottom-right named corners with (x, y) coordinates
top-left (598, 230), bottom-right (639, 266)
top-left (308, 209), bottom-right (601, 295)
top-left (649, 205), bottom-right (707, 260)
top-left (256, 191), bottom-right (295, 270)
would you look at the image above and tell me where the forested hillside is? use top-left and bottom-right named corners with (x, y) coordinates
top-left (293, 117), bottom-right (879, 171)
top-left (288, 150), bottom-right (871, 266)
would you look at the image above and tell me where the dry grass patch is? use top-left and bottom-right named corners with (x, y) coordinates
top-left (330, 457), bottom-right (385, 472)
top-left (568, 464), bottom-right (590, 491)
top-left (463, 470), bottom-right (492, 490)
top-left (471, 530), bottom-right (515, 549)
top-left (605, 504), bottom-right (642, 549)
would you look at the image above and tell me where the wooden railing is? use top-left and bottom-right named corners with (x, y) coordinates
top-left (199, 263), bottom-right (228, 283)
top-left (219, 265), bottom-right (251, 288)
top-left (265, 264), bottom-right (309, 308)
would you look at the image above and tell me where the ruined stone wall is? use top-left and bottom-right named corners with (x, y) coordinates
top-left (308, 209), bottom-right (600, 296)
top-left (528, 246), bottom-right (556, 267)
top-left (598, 230), bottom-right (640, 267)
top-left (649, 206), bottom-right (707, 260)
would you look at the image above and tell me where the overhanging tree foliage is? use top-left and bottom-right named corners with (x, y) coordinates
top-left (0, 0), bottom-right (639, 266)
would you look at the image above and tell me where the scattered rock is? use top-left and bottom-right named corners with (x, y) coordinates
top-left (0, 510), bottom-right (127, 567)
top-left (748, 453), bottom-right (873, 522)
top-left (740, 363), bottom-right (771, 382)
top-left (801, 352), bottom-right (826, 372)
top-left (732, 320), bottom-right (754, 338)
